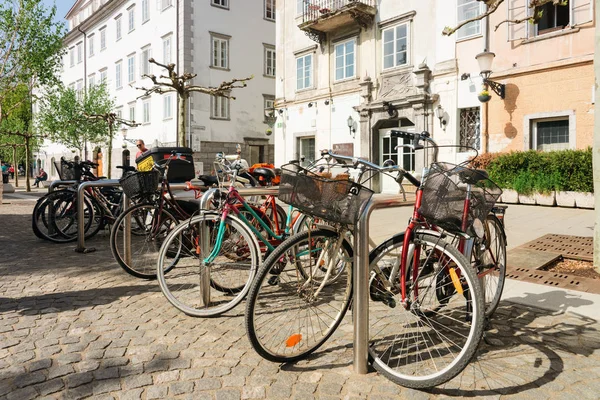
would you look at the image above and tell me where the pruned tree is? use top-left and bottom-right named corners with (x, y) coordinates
top-left (442, 0), bottom-right (568, 36)
top-left (36, 82), bottom-right (115, 158)
top-left (81, 112), bottom-right (140, 178)
top-left (132, 59), bottom-right (252, 147)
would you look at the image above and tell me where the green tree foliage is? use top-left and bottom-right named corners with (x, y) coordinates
top-left (36, 83), bottom-right (115, 155)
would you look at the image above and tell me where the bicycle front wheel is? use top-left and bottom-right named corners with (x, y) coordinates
top-left (475, 214), bottom-right (507, 317)
top-left (110, 203), bottom-right (178, 279)
top-left (245, 228), bottom-right (353, 363)
top-left (368, 231), bottom-right (484, 389)
top-left (156, 212), bottom-right (259, 317)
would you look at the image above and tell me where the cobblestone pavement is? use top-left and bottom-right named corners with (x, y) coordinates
top-left (1, 200), bottom-right (600, 399)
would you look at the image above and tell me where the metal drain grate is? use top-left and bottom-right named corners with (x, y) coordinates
top-left (520, 234), bottom-right (593, 261)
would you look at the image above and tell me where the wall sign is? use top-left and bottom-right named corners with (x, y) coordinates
top-left (332, 143), bottom-right (354, 157)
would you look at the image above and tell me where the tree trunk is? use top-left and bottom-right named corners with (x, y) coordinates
top-left (593, 3), bottom-right (600, 273)
top-left (25, 137), bottom-right (30, 192)
top-left (12, 145), bottom-right (18, 188)
top-left (178, 92), bottom-right (187, 147)
top-left (107, 125), bottom-right (113, 179)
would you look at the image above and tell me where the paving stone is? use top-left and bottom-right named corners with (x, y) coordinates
top-left (120, 388), bottom-right (144, 400)
top-left (92, 379), bottom-right (121, 395)
top-left (123, 374), bottom-right (153, 390)
top-left (146, 385), bottom-right (169, 399)
top-left (14, 370), bottom-right (46, 388)
top-left (242, 386), bottom-right (266, 399)
top-left (154, 370), bottom-right (180, 384)
top-left (216, 389), bottom-right (242, 400)
top-left (93, 367), bottom-right (119, 380)
top-left (195, 378), bottom-right (222, 391)
top-left (6, 386), bottom-right (38, 400)
top-left (169, 381), bottom-right (194, 395)
top-left (35, 378), bottom-right (65, 396)
top-left (66, 372), bottom-right (94, 388)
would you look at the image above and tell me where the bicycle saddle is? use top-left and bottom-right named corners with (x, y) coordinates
top-left (252, 167), bottom-right (276, 186)
top-left (198, 175), bottom-right (219, 186)
top-left (457, 168), bottom-right (488, 185)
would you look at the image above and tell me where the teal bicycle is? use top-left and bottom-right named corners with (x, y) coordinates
top-left (155, 157), bottom-right (309, 317)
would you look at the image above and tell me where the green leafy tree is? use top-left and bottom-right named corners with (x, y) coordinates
top-left (36, 82), bottom-right (115, 157)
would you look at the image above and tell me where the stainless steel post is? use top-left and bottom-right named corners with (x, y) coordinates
top-left (123, 193), bottom-right (131, 265)
top-left (353, 195), bottom-right (413, 374)
top-left (48, 180), bottom-right (77, 193)
top-left (75, 179), bottom-right (121, 253)
top-left (198, 188), bottom-right (220, 307)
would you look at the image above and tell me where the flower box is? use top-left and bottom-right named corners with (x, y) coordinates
top-left (535, 191), bottom-right (556, 207)
top-left (500, 189), bottom-right (519, 204)
top-left (518, 193), bottom-right (536, 205)
top-left (575, 192), bottom-right (594, 209)
top-left (556, 191), bottom-right (576, 207)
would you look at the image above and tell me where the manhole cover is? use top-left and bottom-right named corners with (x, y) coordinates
top-left (519, 234), bottom-right (593, 261)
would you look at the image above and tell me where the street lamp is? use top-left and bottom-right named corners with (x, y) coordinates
top-left (121, 125), bottom-right (129, 148)
top-left (475, 51), bottom-right (505, 99)
top-left (347, 116), bottom-right (356, 137)
top-left (435, 104), bottom-right (448, 131)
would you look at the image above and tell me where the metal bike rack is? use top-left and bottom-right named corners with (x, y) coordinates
top-left (48, 180), bottom-right (77, 192)
top-left (353, 195), bottom-right (413, 374)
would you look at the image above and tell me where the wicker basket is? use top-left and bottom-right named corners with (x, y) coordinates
top-left (54, 160), bottom-right (81, 181)
top-left (418, 162), bottom-right (502, 235)
top-left (119, 170), bottom-right (160, 199)
top-left (278, 163), bottom-right (373, 225)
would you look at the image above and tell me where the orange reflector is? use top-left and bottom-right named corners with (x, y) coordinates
top-left (286, 334), bottom-right (302, 347)
top-left (196, 246), bottom-right (201, 255)
top-left (449, 268), bottom-right (464, 295)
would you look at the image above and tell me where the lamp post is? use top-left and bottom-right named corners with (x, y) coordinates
top-left (435, 105), bottom-right (447, 131)
top-left (120, 125), bottom-right (130, 171)
top-left (347, 116), bottom-right (356, 138)
top-left (475, 51), bottom-right (505, 99)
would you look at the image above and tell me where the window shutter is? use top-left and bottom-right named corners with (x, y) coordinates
top-left (148, 49), bottom-right (153, 75)
top-left (506, 0), bottom-right (528, 41)
top-left (571, 0), bottom-right (593, 26)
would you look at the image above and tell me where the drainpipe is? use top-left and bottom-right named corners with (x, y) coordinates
top-left (176, 0), bottom-right (180, 146)
top-left (482, 3), bottom-right (490, 153)
top-left (77, 26), bottom-right (88, 160)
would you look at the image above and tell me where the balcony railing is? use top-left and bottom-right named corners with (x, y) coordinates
top-left (299, 0), bottom-right (376, 40)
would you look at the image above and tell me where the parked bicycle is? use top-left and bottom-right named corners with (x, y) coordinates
top-left (245, 130), bottom-right (506, 388)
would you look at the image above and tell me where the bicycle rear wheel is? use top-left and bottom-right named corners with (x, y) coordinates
top-left (245, 228), bottom-right (353, 363)
top-left (156, 212), bottom-right (259, 317)
top-left (110, 203), bottom-right (178, 279)
top-left (368, 231), bottom-right (484, 389)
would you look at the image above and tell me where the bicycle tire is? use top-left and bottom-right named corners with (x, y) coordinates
top-left (110, 203), bottom-right (178, 279)
top-left (245, 227), bottom-right (353, 363)
top-left (368, 231), bottom-right (484, 389)
top-left (475, 214), bottom-right (506, 317)
top-left (156, 212), bottom-right (260, 317)
top-left (31, 190), bottom-right (96, 243)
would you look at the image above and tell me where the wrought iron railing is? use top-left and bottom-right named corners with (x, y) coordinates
top-left (300, 0), bottom-right (375, 24)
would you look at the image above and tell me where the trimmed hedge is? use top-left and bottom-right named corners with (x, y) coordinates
top-left (472, 148), bottom-right (593, 194)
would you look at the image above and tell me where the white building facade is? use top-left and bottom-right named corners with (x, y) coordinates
top-left (41, 0), bottom-right (275, 179)
top-left (275, 0), bottom-right (497, 193)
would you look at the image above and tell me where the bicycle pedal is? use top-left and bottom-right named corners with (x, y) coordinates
top-left (267, 275), bottom-right (280, 286)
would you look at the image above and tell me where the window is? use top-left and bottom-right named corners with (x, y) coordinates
top-left (296, 0), bottom-right (304, 15)
top-left (211, 34), bottom-right (229, 69)
top-left (142, 99), bottom-right (151, 124)
top-left (297, 137), bottom-right (315, 167)
top-left (211, 95), bottom-right (229, 119)
top-left (88, 73), bottom-right (95, 87)
top-left (212, 0), bottom-right (228, 8)
top-left (69, 47), bottom-right (75, 67)
top-left (128, 6), bottom-right (135, 32)
top-left (68, 82), bottom-right (76, 91)
top-left (382, 23), bottom-right (408, 69)
top-left (76, 80), bottom-right (83, 100)
top-left (334, 39), bottom-right (355, 81)
top-left (142, 0), bottom-right (149, 22)
top-left (88, 35), bottom-right (94, 57)
top-left (115, 15), bottom-right (122, 40)
top-left (99, 68), bottom-right (107, 83)
top-left (161, 0), bottom-right (173, 10)
top-left (141, 46), bottom-right (151, 77)
top-left (163, 95), bottom-right (173, 119)
top-left (263, 95), bottom-right (275, 122)
top-left (459, 107), bottom-right (481, 151)
top-left (100, 28), bottom-right (106, 50)
top-left (265, 0), bottom-right (275, 20)
top-left (115, 61), bottom-right (122, 89)
top-left (296, 54), bottom-right (312, 90)
top-left (162, 35), bottom-right (172, 65)
top-left (129, 103), bottom-right (136, 123)
top-left (116, 107), bottom-right (123, 119)
top-left (533, 119), bottom-right (569, 151)
top-left (264, 45), bottom-right (275, 77)
top-left (77, 42), bottom-right (83, 63)
top-left (535, 2), bottom-right (569, 35)
top-left (127, 54), bottom-right (135, 83)
top-left (457, 0), bottom-right (482, 39)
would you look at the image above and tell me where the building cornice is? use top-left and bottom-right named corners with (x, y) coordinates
top-left (64, 0), bottom-right (128, 43)
top-left (491, 54), bottom-right (593, 80)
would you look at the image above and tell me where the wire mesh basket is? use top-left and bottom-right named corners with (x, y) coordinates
top-left (54, 160), bottom-right (81, 181)
top-left (119, 170), bottom-right (160, 199)
top-left (278, 163), bottom-right (373, 225)
top-left (418, 162), bottom-right (502, 235)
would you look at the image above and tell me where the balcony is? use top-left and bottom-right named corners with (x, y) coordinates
top-left (298, 0), bottom-right (377, 42)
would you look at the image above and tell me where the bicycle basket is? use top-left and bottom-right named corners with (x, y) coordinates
top-left (278, 163), bottom-right (373, 225)
top-left (55, 160), bottom-right (81, 181)
top-left (119, 170), bottom-right (160, 199)
top-left (418, 162), bottom-right (502, 235)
